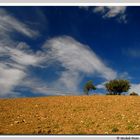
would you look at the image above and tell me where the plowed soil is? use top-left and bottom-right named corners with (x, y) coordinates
top-left (0, 95), bottom-right (140, 134)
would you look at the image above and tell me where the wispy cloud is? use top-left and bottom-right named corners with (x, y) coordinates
top-left (0, 8), bottom-right (39, 38)
top-left (93, 6), bottom-right (127, 23)
top-left (43, 36), bottom-right (117, 92)
top-left (0, 8), bottom-right (130, 97)
top-left (0, 34), bottom-right (118, 97)
top-left (0, 45), bottom-right (42, 67)
top-left (0, 42), bottom-right (43, 97)
top-left (80, 6), bottom-right (127, 23)
top-left (21, 78), bottom-right (74, 96)
top-left (0, 63), bottom-right (25, 97)
top-left (0, 8), bottom-right (41, 97)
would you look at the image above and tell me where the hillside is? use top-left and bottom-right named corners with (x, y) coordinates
top-left (0, 95), bottom-right (140, 134)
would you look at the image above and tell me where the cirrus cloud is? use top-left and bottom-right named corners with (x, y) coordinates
top-left (80, 6), bottom-right (127, 23)
top-left (43, 36), bottom-right (117, 92)
top-left (0, 8), bottom-right (39, 38)
top-left (0, 8), bottom-right (130, 98)
top-left (93, 6), bottom-right (127, 23)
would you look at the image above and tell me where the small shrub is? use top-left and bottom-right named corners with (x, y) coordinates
top-left (126, 122), bottom-right (135, 130)
top-left (129, 92), bottom-right (139, 96)
top-left (127, 125), bottom-right (134, 130)
top-left (112, 127), bottom-right (119, 132)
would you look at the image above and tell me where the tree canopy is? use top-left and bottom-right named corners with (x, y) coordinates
top-left (105, 79), bottom-right (130, 95)
top-left (83, 80), bottom-right (96, 95)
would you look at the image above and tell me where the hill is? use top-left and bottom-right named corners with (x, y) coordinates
top-left (0, 95), bottom-right (140, 134)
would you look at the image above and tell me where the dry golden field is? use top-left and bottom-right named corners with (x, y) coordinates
top-left (0, 95), bottom-right (140, 134)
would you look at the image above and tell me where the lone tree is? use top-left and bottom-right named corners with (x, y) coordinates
top-left (105, 79), bottom-right (130, 95)
top-left (84, 80), bottom-right (96, 95)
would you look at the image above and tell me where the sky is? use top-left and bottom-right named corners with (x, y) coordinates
top-left (0, 6), bottom-right (140, 98)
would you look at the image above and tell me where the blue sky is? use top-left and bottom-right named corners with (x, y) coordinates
top-left (0, 6), bottom-right (140, 98)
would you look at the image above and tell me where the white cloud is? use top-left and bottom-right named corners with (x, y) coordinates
top-left (0, 8), bottom-right (45, 97)
top-left (0, 41), bottom-right (44, 97)
top-left (129, 83), bottom-right (140, 95)
top-left (0, 8), bottom-right (39, 38)
top-left (43, 36), bottom-right (117, 92)
top-left (0, 8), bottom-right (123, 97)
top-left (90, 6), bottom-right (127, 23)
top-left (93, 6), bottom-right (106, 14)
top-left (7, 47), bottom-right (41, 66)
top-left (1, 34), bottom-right (130, 97)
top-left (21, 78), bottom-right (75, 96)
top-left (56, 71), bottom-right (82, 92)
top-left (96, 82), bottom-right (106, 89)
top-left (0, 43), bottom-right (42, 67)
top-left (0, 63), bottom-right (25, 97)
top-left (108, 7), bottom-right (126, 18)
top-left (94, 6), bottom-right (127, 23)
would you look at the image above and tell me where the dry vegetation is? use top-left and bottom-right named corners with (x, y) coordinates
top-left (0, 95), bottom-right (140, 134)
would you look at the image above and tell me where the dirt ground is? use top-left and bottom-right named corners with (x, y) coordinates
top-left (0, 95), bottom-right (140, 134)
